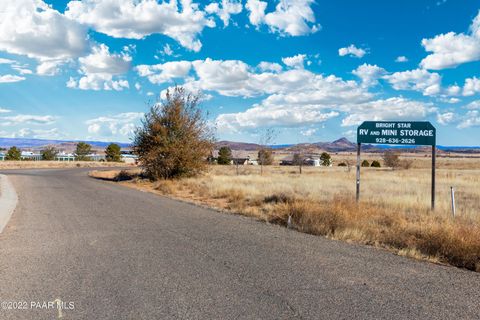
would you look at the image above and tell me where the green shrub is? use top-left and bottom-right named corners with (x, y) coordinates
top-left (361, 160), bottom-right (370, 167)
top-left (133, 86), bottom-right (214, 180)
top-left (5, 146), bottom-right (21, 160)
top-left (371, 160), bottom-right (381, 168)
top-left (105, 143), bottom-right (122, 162)
top-left (75, 142), bottom-right (92, 161)
top-left (320, 152), bottom-right (332, 166)
top-left (41, 146), bottom-right (58, 160)
top-left (217, 146), bottom-right (232, 165)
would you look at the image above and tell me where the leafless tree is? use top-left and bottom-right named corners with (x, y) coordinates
top-left (257, 128), bottom-right (276, 175)
top-left (292, 153), bottom-right (304, 174)
top-left (382, 150), bottom-right (401, 170)
top-left (231, 149), bottom-right (241, 175)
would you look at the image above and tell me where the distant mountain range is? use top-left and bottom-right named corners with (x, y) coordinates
top-left (215, 138), bottom-right (361, 152)
top-left (1, 137), bottom-right (479, 154)
top-left (216, 137), bottom-right (480, 154)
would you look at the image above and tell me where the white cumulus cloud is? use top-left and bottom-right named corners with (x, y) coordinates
top-left (437, 112), bottom-right (457, 125)
top-left (282, 54), bottom-right (306, 69)
top-left (458, 110), bottom-right (480, 128)
top-left (136, 61), bottom-right (192, 84)
top-left (245, 0), bottom-right (320, 36)
top-left (66, 0), bottom-right (216, 52)
top-left (0, 58), bottom-right (16, 64)
top-left (257, 61), bottom-right (283, 73)
top-left (384, 68), bottom-right (441, 96)
top-left (420, 11), bottom-right (480, 69)
top-left (352, 63), bottom-right (386, 87)
top-left (341, 97), bottom-right (437, 127)
top-left (0, 74), bottom-right (26, 83)
top-left (0, 114), bottom-right (57, 125)
top-left (339, 45), bottom-right (367, 58)
top-left (86, 112), bottom-right (144, 138)
top-left (463, 77), bottom-right (480, 96)
top-left (395, 56), bottom-right (408, 63)
top-left (0, 0), bottom-right (88, 68)
top-left (205, 0), bottom-right (242, 27)
top-left (68, 44), bottom-right (131, 91)
top-left (10, 127), bottom-right (63, 139)
top-left (300, 128), bottom-right (317, 136)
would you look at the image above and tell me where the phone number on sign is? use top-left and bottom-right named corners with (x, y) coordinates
top-left (375, 138), bottom-right (415, 144)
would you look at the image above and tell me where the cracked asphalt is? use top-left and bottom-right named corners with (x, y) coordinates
top-left (0, 168), bottom-right (479, 319)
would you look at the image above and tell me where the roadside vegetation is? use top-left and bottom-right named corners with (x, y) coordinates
top-left (105, 143), bottom-right (122, 162)
top-left (91, 161), bottom-right (480, 272)
top-left (75, 142), bottom-right (93, 161)
top-left (133, 86), bottom-right (214, 180)
top-left (5, 146), bottom-right (21, 160)
top-left (41, 146), bottom-right (58, 160)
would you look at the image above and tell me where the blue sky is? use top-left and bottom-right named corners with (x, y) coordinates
top-left (1, 0), bottom-right (480, 145)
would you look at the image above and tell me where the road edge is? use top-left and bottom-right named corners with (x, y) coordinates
top-left (0, 174), bottom-right (18, 233)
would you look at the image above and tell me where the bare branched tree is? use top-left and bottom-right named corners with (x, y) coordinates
top-left (382, 150), bottom-right (400, 170)
top-left (257, 128), bottom-right (276, 175)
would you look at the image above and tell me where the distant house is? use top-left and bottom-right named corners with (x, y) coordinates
top-left (211, 150), bottom-right (257, 165)
top-left (54, 152), bottom-right (106, 161)
top-left (232, 156), bottom-right (250, 165)
top-left (21, 151), bottom-right (42, 161)
top-left (280, 155), bottom-right (321, 167)
top-left (89, 154), bottom-right (106, 161)
top-left (279, 156), bottom-right (294, 166)
top-left (55, 152), bottom-right (76, 161)
top-left (304, 158), bottom-right (321, 166)
top-left (0, 152), bottom-right (5, 161)
top-left (120, 150), bottom-right (138, 164)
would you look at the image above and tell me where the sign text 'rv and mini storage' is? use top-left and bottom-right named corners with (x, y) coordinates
top-left (357, 121), bottom-right (436, 146)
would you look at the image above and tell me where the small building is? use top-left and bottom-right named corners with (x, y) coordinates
top-left (280, 156), bottom-right (294, 166)
top-left (121, 154), bottom-right (138, 164)
top-left (89, 154), bottom-right (106, 162)
top-left (304, 158), bottom-right (321, 166)
top-left (211, 150), bottom-right (257, 165)
top-left (232, 156), bottom-right (250, 165)
top-left (56, 152), bottom-right (76, 161)
top-left (280, 155), bottom-right (321, 167)
top-left (21, 151), bottom-right (42, 161)
top-left (0, 152), bottom-right (5, 161)
top-left (120, 150), bottom-right (138, 164)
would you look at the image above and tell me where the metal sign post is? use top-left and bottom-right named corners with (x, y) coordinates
top-left (432, 145), bottom-right (436, 210)
top-left (356, 121), bottom-right (436, 210)
top-left (356, 143), bottom-right (361, 202)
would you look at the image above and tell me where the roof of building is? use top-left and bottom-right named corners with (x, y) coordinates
top-left (212, 150), bottom-right (253, 159)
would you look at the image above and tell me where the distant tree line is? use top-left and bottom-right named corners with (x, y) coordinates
top-left (1, 142), bottom-right (123, 162)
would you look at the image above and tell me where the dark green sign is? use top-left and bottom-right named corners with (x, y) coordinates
top-left (357, 121), bottom-right (436, 146)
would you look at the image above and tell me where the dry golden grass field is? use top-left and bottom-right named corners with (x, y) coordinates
top-left (90, 153), bottom-right (480, 272)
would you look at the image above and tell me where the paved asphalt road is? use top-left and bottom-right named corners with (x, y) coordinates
top-left (0, 168), bottom-right (479, 320)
